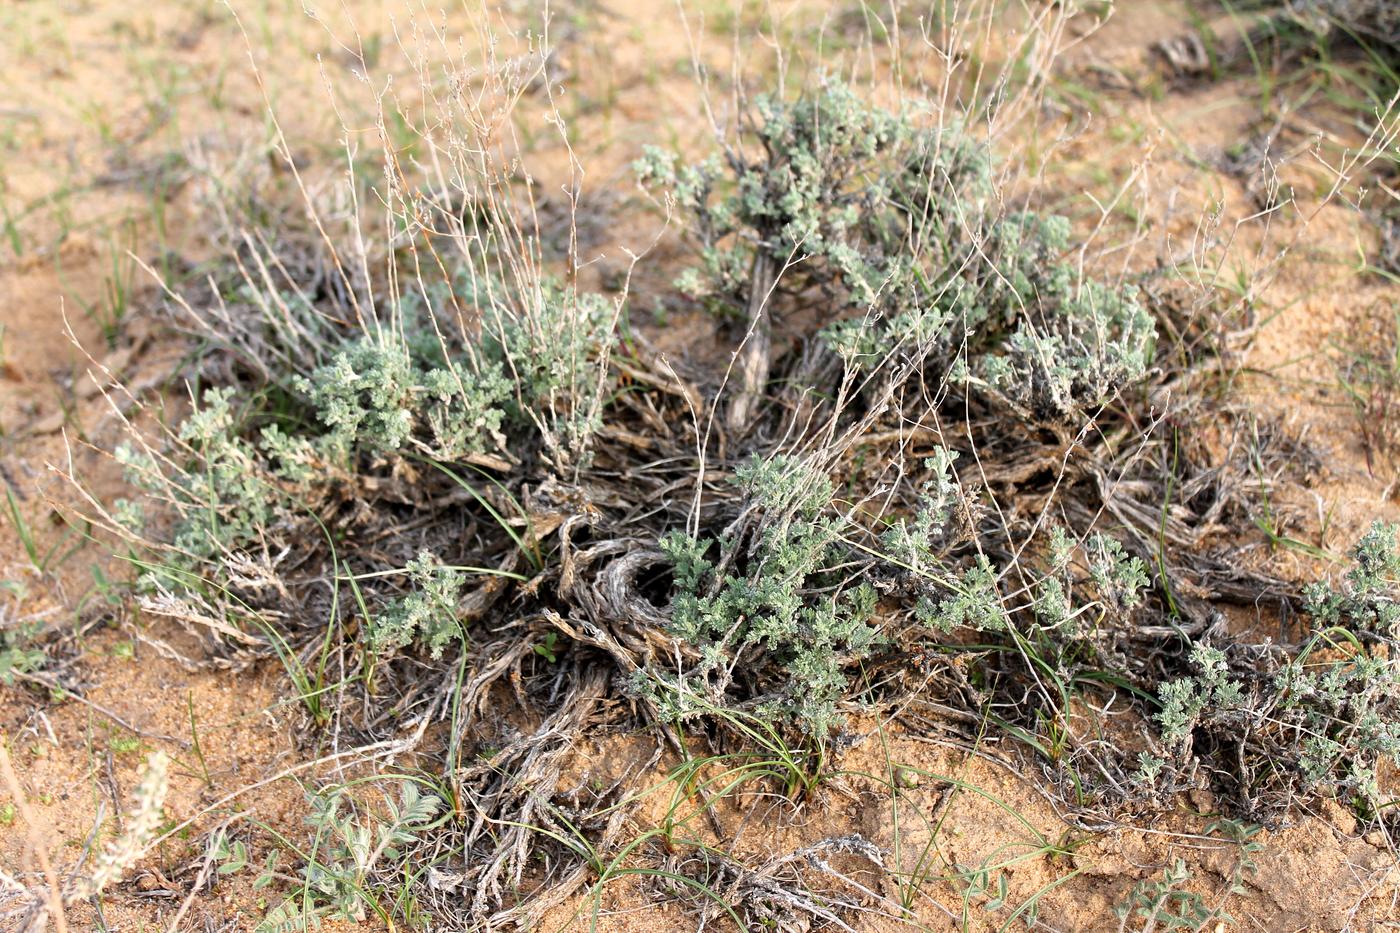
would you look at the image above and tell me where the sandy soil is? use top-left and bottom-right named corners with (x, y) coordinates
top-left (1, 1), bottom-right (1398, 931)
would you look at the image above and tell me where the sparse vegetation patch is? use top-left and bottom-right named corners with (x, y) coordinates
top-left (4, 2), bottom-right (1400, 931)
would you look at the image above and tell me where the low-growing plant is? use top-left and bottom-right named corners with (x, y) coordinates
top-left (0, 621), bottom-right (45, 686)
top-left (1302, 519), bottom-right (1400, 638)
top-left (120, 275), bottom-right (619, 566)
top-left (1113, 819), bottom-right (1261, 932)
top-left (296, 336), bottom-right (510, 462)
top-left (633, 80), bottom-right (991, 323)
top-left (637, 77), bottom-right (1156, 424)
top-left (1145, 523), bottom-right (1400, 813)
top-left (258, 780), bottom-right (443, 931)
top-left (69, 11), bottom-right (1367, 928)
top-left (297, 278), bottom-right (614, 467)
top-left (649, 436), bottom-right (1157, 746)
top-left (654, 455), bottom-right (879, 735)
top-left (369, 551), bottom-right (467, 660)
top-left (115, 387), bottom-right (283, 566)
top-left (1114, 858), bottom-right (1216, 932)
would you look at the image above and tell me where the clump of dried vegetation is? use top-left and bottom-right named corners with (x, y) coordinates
top-left (4, 1), bottom-right (1400, 930)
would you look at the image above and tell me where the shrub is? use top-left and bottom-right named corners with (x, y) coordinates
top-left (480, 281), bottom-right (617, 463)
top-left (654, 445), bottom-right (1154, 736)
top-left (637, 78), bottom-right (1155, 423)
top-left (1147, 523), bottom-right (1400, 810)
top-left (1302, 520), bottom-right (1400, 638)
top-left (370, 551), bottom-right (467, 660)
top-left (116, 387), bottom-right (283, 565)
top-left (298, 278), bottom-right (613, 466)
top-left (634, 81), bottom-right (989, 320)
top-left (297, 338), bottom-right (510, 462)
top-left (97, 45), bottom-right (1300, 927)
top-left (657, 455), bottom-right (879, 735)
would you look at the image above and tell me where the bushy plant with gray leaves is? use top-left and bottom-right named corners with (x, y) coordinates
top-left (636, 78), bottom-right (1155, 423)
top-left (1144, 523), bottom-right (1400, 811)
top-left (114, 269), bottom-right (616, 665)
top-left (654, 455), bottom-right (879, 735)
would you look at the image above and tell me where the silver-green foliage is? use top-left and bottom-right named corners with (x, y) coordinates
top-left (371, 551), bottom-right (467, 659)
top-left (636, 79), bottom-right (1155, 423)
top-left (1154, 643), bottom-right (1247, 749)
top-left (881, 448), bottom-right (961, 575)
top-left (1112, 858), bottom-right (1217, 932)
top-left (1113, 819), bottom-right (1259, 931)
top-left (299, 280), bottom-right (613, 464)
top-left (120, 273), bottom-right (614, 666)
top-left (656, 447), bottom-right (1152, 733)
top-left (635, 80), bottom-right (989, 319)
top-left (1275, 649), bottom-right (1400, 799)
top-left (480, 283), bottom-right (616, 461)
top-left (915, 522), bottom-right (1148, 639)
top-left (0, 621), bottom-right (44, 686)
top-left (1303, 520), bottom-right (1400, 637)
top-left (1149, 523), bottom-right (1400, 804)
top-left (658, 455), bottom-right (878, 734)
top-left (296, 338), bottom-right (510, 461)
top-left (258, 781), bottom-right (442, 931)
top-left (117, 387), bottom-right (284, 563)
top-left (134, 275), bottom-right (616, 557)
top-left (1153, 644), bottom-right (1400, 803)
top-left (152, 390), bottom-right (465, 659)
top-left (975, 266), bottom-right (1155, 423)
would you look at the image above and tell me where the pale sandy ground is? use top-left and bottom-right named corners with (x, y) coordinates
top-left (1, 1), bottom-right (1397, 930)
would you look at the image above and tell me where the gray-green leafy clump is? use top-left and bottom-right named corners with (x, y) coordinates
top-left (0, 616), bottom-right (45, 686)
top-left (133, 273), bottom-right (614, 546)
top-left (1084, 533), bottom-right (1153, 616)
top-left (637, 78), bottom-right (1155, 423)
top-left (634, 78), bottom-right (988, 326)
top-left (299, 279), bottom-right (613, 466)
top-left (657, 455), bottom-right (879, 735)
top-left (480, 283), bottom-right (616, 462)
top-left (1146, 524), bottom-right (1400, 809)
top-left (370, 551), bottom-right (467, 660)
top-left (653, 447), bottom-right (1154, 734)
top-left (116, 387), bottom-right (284, 564)
top-left (1151, 640), bottom-right (1400, 806)
top-left (914, 554), bottom-right (1006, 634)
top-left (258, 781), bottom-right (442, 930)
top-left (1155, 643), bottom-right (1249, 750)
top-left (1276, 651), bottom-right (1400, 801)
top-left (1022, 528), bottom-right (1150, 647)
top-left (1302, 520), bottom-right (1400, 638)
top-left (905, 508), bottom-right (1148, 642)
top-left (297, 339), bottom-right (510, 462)
top-left (117, 271), bottom-right (616, 671)
top-left (970, 228), bottom-right (1156, 422)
